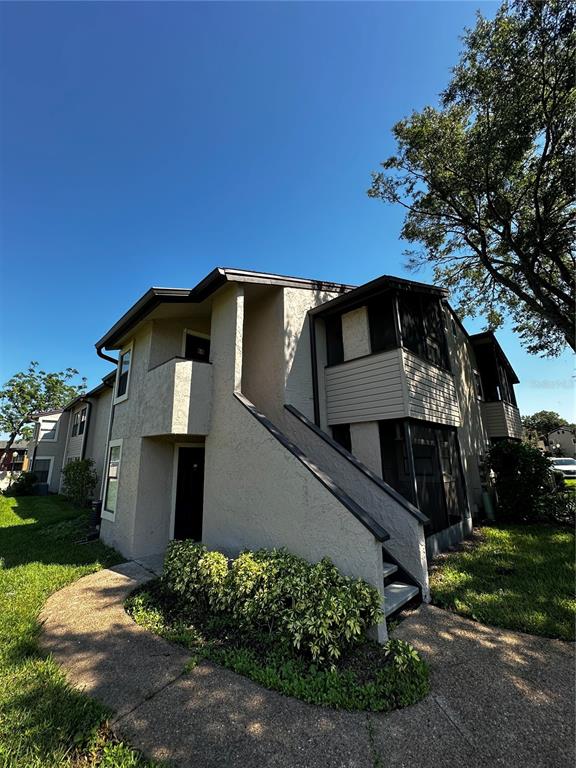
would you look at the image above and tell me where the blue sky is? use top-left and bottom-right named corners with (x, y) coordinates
top-left (0, 1), bottom-right (573, 420)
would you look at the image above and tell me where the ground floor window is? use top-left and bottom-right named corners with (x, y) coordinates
top-left (104, 441), bottom-right (122, 516)
top-left (32, 457), bottom-right (52, 484)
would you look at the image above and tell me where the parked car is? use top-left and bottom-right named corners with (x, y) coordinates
top-left (548, 457), bottom-right (576, 478)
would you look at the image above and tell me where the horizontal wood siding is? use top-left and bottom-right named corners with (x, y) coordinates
top-left (325, 349), bottom-right (406, 425)
top-left (403, 350), bottom-right (461, 427)
top-left (481, 401), bottom-right (523, 439)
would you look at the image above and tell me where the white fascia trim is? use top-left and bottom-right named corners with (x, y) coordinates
top-left (101, 438), bottom-right (123, 522)
top-left (113, 340), bottom-right (134, 405)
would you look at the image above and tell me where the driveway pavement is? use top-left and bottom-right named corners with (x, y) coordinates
top-left (39, 562), bottom-right (575, 768)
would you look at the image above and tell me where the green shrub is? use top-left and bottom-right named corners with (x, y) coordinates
top-left (162, 540), bottom-right (228, 612)
top-left (61, 459), bottom-right (97, 508)
top-left (486, 440), bottom-right (556, 522)
top-left (125, 582), bottom-right (429, 712)
top-left (161, 542), bottom-right (383, 666)
top-left (6, 471), bottom-right (38, 496)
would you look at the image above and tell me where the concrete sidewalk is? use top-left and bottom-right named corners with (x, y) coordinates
top-left (39, 563), bottom-right (575, 768)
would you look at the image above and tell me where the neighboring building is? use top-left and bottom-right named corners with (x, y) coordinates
top-left (0, 441), bottom-right (29, 472)
top-left (92, 267), bottom-right (522, 640)
top-left (27, 409), bottom-right (69, 491)
top-left (547, 427), bottom-right (576, 458)
top-left (27, 374), bottom-right (115, 493)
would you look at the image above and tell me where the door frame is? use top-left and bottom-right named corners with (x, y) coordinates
top-left (170, 442), bottom-right (205, 540)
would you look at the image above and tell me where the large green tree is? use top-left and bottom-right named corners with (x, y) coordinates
top-left (0, 362), bottom-right (86, 464)
top-left (522, 409), bottom-right (570, 436)
top-left (369, 0), bottom-right (575, 355)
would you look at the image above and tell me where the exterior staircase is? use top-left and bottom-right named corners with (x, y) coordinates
top-left (382, 549), bottom-right (421, 618)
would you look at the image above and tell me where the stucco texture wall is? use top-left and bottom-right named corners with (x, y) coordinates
top-left (203, 285), bottom-right (386, 631)
top-left (283, 408), bottom-right (429, 596)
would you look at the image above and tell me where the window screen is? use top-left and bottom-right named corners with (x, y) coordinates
top-left (116, 348), bottom-right (132, 398)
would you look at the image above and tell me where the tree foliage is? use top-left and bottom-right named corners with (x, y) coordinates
top-left (61, 459), bottom-right (98, 507)
top-left (369, 0), bottom-right (575, 356)
top-left (0, 362), bottom-right (86, 462)
top-left (521, 409), bottom-right (569, 437)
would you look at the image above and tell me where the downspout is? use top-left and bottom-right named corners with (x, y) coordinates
top-left (96, 345), bottom-right (118, 501)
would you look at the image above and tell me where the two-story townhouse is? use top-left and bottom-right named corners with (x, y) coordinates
top-left (27, 373), bottom-right (115, 494)
top-left (94, 267), bottom-right (522, 640)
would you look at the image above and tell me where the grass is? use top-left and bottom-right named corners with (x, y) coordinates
top-left (564, 478), bottom-right (576, 487)
top-left (0, 494), bottom-right (157, 767)
top-left (125, 580), bottom-right (430, 713)
top-left (430, 524), bottom-right (575, 641)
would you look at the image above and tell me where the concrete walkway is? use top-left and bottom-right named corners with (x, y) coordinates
top-left (39, 563), bottom-right (575, 768)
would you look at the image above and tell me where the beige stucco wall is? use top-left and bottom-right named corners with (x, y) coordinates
top-left (444, 310), bottom-right (490, 518)
top-left (284, 407), bottom-right (429, 598)
top-left (283, 287), bottom-right (340, 422)
top-left (203, 284), bottom-right (387, 638)
top-left (148, 316), bottom-right (211, 370)
top-left (350, 422), bottom-right (382, 476)
top-left (241, 287), bottom-right (285, 423)
top-left (83, 387), bottom-right (113, 491)
top-left (100, 323), bottom-right (171, 558)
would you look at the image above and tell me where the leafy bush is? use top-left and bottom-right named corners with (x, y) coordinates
top-left (486, 440), bottom-right (558, 522)
top-left (161, 542), bottom-right (383, 666)
top-left (162, 540), bottom-right (228, 612)
top-left (6, 471), bottom-right (38, 496)
top-left (125, 581), bottom-right (429, 712)
top-left (61, 459), bottom-right (97, 508)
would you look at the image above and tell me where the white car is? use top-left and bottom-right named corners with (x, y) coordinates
top-left (549, 457), bottom-right (576, 478)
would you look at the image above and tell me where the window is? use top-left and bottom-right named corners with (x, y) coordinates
top-left (184, 333), bottom-right (210, 362)
top-left (367, 295), bottom-right (397, 354)
top-left (398, 293), bottom-right (450, 370)
top-left (71, 411), bottom-right (80, 437)
top-left (473, 370), bottom-right (484, 400)
top-left (32, 457), bottom-right (52, 484)
top-left (115, 344), bottom-right (133, 401)
top-left (39, 418), bottom-right (58, 441)
top-left (78, 407), bottom-right (87, 435)
top-left (331, 423), bottom-right (351, 452)
top-left (103, 441), bottom-right (122, 516)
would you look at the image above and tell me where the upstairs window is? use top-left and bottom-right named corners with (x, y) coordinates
top-left (71, 411), bottom-right (80, 437)
top-left (398, 293), bottom-right (450, 370)
top-left (367, 295), bottom-right (397, 354)
top-left (115, 343), bottom-right (133, 401)
top-left (39, 419), bottom-right (58, 441)
top-left (184, 333), bottom-right (211, 363)
top-left (473, 370), bottom-right (484, 400)
top-left (78, 407), bottom-right (87, 435)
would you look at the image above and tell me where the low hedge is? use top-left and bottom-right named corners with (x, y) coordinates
top-left (162, 542), bottom-right (383, 666)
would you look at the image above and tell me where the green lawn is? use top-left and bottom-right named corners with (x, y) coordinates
top-left (564, 478), bottom-right (576, 487)
top-left (0, 494), bottom-right (156, 767)
top-left (430, 524), bottom-right (575, 641)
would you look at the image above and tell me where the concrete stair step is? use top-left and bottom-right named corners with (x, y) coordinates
top-left (382, 561), bottom-right (398, 579)
top-left (384, 582), bottom-right (420, 617)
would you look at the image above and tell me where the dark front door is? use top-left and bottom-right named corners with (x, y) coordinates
top-left (174, 447), bottom-right (205, 541)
